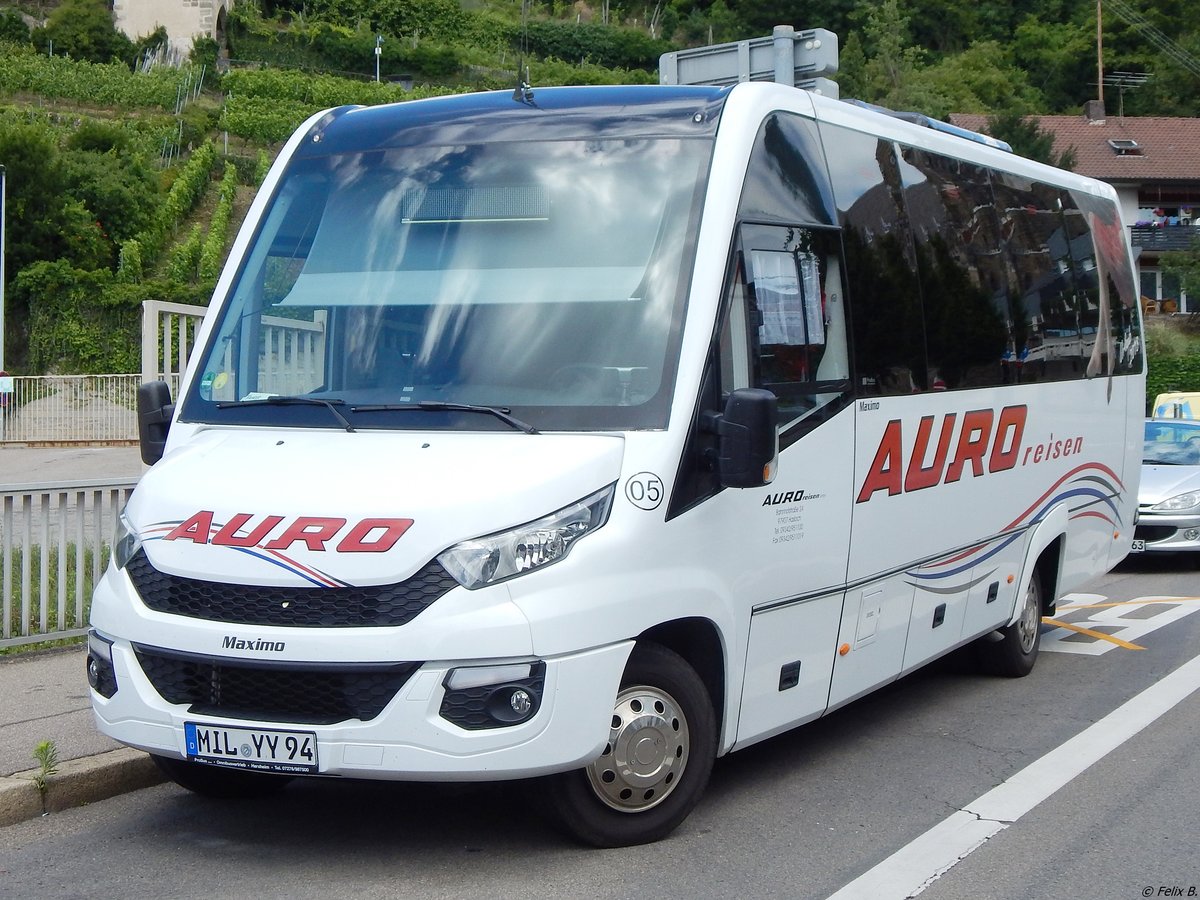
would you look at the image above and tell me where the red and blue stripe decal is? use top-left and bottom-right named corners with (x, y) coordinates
top-left (906, 462), bottom-right (1125, 591)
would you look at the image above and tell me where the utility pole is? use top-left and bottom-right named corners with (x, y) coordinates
top-left (0, 164), bottom-right (6, 373)
top-left (1097, 0), bottom-right (1105, 106)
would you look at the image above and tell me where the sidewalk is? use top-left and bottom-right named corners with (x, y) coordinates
top-left (0, 445), bottom-right (144, 485)
top-left (0, 446), bottom-right (163, 827)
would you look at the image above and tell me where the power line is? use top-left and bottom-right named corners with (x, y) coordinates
top-left (1105, 0), bottom-right (1200, 79)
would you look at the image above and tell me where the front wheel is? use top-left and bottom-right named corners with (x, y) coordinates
top-left (543, 642), bottom-right (717, 847)
top-left (975, 570), bottom-right (1043, 677)
top-left (152, 754), bottom-right (294, 799)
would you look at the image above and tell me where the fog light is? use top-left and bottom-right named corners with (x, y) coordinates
top-left (440, 662), bottom-right (545, 730)
top-left (87, 630), bottom-right (118, 699)
top-left (485, 684), bottom-right (539, 724)
top-left (509, 688), bottom-right (532, 716)
top-left (1185, 528), bottom-right (1200, 541)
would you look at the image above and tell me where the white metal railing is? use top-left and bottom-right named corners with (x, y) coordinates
top-left (0, 375), bottom-right (141, 444)
top-left (0, 301), bottom-right (330, 445)
top-left (1, 478), bottom-right (136, 649)
top-left (141, 300), bottom-right (327, 400)
top-left (142, 299), bottom-right (206, 398)
top-left (259, 312), bottom-right (327, 396)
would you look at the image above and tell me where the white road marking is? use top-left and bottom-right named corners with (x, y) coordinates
top-left (1042, 593), bottom-right (1200, 655)
top-left (827, 650), bottom-right (1200, 899)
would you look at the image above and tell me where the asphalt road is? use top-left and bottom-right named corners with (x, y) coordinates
top-left (2, 554), bottom-right (1197, 900)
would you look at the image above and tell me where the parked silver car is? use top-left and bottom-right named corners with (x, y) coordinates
top-left (1135, 418), bottom-right (1200, 554)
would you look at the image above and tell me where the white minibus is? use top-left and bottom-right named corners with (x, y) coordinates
top-left (88, 80), bottom-right (1144, 846)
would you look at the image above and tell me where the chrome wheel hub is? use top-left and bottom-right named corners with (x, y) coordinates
top-left (1017, 581), bottom-right (1040, 653)
top-left (585, 685), bottom-right (689, 813)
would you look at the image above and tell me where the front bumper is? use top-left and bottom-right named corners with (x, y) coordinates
top-left (1132, 508), bottom-right (1200, 553)
top-left (90, 634), bottom-right (633, 781)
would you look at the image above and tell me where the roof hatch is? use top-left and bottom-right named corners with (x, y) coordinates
top-left (1108, 138), bottom-right (1143, 155)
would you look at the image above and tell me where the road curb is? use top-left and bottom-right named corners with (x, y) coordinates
top-left (0, 748), bottom-right (164, 827)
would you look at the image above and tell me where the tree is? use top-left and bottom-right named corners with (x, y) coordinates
top-left (0, 9), bottom-right (30, 45)
top-left (855, 0), bottom-right (927, 110)
top-left (30, 0), bottom-right (134, 64)
top-left (734, 0), bottom-right (859, 39)
top-left (0, 124), bottom-right (68, 284)
top-left (907, 41), bottom-right (1046, 119)
top-left (1011, 15), bottom-right (1099, 113)
top-left (986, 111), bottom-right (1077, 169)
top-left (60, 149), bottom-right (159, 245)
top-left (0, 121), bottom-right (152, 369)
top-left (1162, 240), bottom-right (1200, 303)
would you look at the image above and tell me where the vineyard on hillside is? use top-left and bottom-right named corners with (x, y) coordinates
top-left (2, 0), bottom-right (1199, 373)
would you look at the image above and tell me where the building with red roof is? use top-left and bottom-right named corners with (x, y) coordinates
top-left (952, 103), bottom-right (1200, 313)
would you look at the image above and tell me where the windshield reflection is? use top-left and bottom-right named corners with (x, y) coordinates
top-left (185, 136), bottom-right (710, 432)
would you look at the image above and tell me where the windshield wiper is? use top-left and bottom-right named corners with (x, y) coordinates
top-left (217, 396), bottom-right (356, 432)
top-left (351, 401), bottom-right (539, 434)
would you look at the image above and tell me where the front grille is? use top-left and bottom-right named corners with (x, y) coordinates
top-left (1134, 524), bottom-right (1176, 543)
top-left (127, 549), bottom-right (457, 627)
top-left (134, 646), bottom-right (420, 724)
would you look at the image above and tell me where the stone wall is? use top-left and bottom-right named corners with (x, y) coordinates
top-left (113, 0), bottom-right (230, 61)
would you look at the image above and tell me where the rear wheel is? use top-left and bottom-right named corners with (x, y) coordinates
top-left (543, 642), bottom-right (717, 847)
top-left (976, 570), bottom-right (1043, 677)
top-left (152, 754), bottom-right (294, 799)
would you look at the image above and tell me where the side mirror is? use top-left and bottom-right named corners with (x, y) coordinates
top-left (717, 388), bottom-right (778, 488)
top-left (137, 381), bottom-right (174, 465)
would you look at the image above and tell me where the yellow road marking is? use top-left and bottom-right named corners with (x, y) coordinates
top-left (1057, 597), bottom-right (1200, 611)
top-left (1041, 617), bottom-right (1145, 650)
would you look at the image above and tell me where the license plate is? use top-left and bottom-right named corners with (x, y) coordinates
top-left (185, 722), bottom-right (318, 774)
top-left (1131, 539), bottom-right (1146, 552)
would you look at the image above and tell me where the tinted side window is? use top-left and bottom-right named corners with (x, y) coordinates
top-left (740, 114), bottom-right (838, 227)
top-left (898, 147), bottom-right (1007, 390)
top-left (1068, 188), bottom-right (1144, 376)
top-left (989, 174), bottom-right (1081, 383)
top-left (820, 124), bottom-right (926, 396)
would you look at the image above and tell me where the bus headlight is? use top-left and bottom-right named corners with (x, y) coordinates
top-left (438, 484), bottom-right (615, 589)
top-left (113, 509), bottom-right (142, 570)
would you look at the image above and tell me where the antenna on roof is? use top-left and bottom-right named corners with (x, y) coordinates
top-left (1098, 71), bottom-right (1151, 119)
top-left (512, 0), bottom-right (535, 104)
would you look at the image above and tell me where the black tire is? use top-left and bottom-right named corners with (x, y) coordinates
top-left (975, 569), bottom-right (1043, 677)
top-left (151, 754), bottom-right (294, 799)
top-left (542, 642), bottom-right (717, 848)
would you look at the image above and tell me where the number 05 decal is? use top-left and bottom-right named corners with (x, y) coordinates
top-left (625, 472), bottom-right (664, 510)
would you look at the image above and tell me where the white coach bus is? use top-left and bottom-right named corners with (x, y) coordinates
top-left (88, 81), bottom-right (1143, 847)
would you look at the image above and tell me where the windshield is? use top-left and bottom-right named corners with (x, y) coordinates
top-left (181, 134), bottom-right (711, 432)
top-left (1144, 420), bottom-right (1200, 465)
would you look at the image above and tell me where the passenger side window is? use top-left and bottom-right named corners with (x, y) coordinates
top-left (1067, 188), bottom-right (1144, 377)
top-left (722, 224), bottom-right (850, 441)
top-left (898, 147), bottom-right (1008, 390)
top-left (818, 125), bottom-right (927, 396)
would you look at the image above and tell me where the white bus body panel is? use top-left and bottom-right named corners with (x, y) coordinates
top-left (90, 82), bottom-right (1142, 783)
